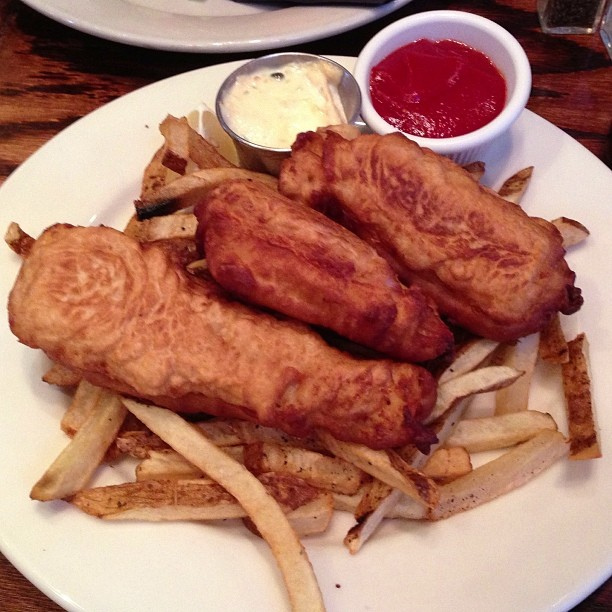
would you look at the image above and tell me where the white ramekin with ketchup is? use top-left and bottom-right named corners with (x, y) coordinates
top-left (354, 10), bottom-right (532, 164)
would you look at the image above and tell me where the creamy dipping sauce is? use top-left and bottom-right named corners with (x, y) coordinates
top-left (220, 60), bottom-right (348, 149)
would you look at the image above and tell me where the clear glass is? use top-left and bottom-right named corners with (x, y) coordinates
top-left (537, 0), bottom-right (607, 34)
top-left (601, 2), bottom-right (612, 59)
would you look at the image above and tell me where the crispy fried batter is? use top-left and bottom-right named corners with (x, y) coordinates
top-left (195, 179), bottom-right (452, 362)
top-left (280, 131), bottom-right (582, 342)
top-left (8, 224), bottom-right (437, 450)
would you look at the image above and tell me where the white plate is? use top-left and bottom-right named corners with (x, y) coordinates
top-left (20, 0), bottom-right (413, 53)
top-left (1, 58), bottom-right (611, 612)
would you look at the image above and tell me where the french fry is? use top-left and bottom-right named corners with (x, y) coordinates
top-left (425, 430), bottom-right (569, 520)
top-left (158, 114), bottom-right (235, 174)
top-left (551, 216), bottom-right (590, 248)
top-left (42, 362), bottom-right (81, 387)
top-left (444, 410), bottom-right (558, 453)
top-left (140, 145), bottom-right (180, 202)
top-left (463, 160), bottom-right (486, 181)
top-left (562, 333), bottom-right (601, 459)
top-left (136, 446), bottom-right (245, 481)
top-left (244, 441), bottom-right (366, 495)
top-left (437, 338), bottom-right (499, 384)
top-left (493, 333), bottom-right (540, 414)
top-left (4, 221), bottom-right (35, 257)
top-left (497, 166), bottom-right (533, 204)
top-left (123, 399), bottom-right (325, 612)
top-left (30, 389), bottom-right (127, 501)
top-left (538, 313), bottom-right (569, 364)
top-left (70, 473), bottom-right (333, 537)
top-left (317, 430), bottom-right (439, 509)
top-left (60, 379), bottom-right (106, 436)
top-left (428, 365), bottom-right (523, 423)
top-left (123, 211), bottom-right (198, 242)
top-left (422, 447), bottom-right (472, 483)
top-left (134, 167), bottom-right (278, 219)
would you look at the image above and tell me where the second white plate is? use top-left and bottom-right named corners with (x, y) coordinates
top-left (21, 0), bottom-right (413, 53)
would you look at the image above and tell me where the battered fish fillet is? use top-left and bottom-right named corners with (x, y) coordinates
top-left (280, 131), bottom-right (582, 342)
top-left (8, 224), bottom-right (438, 450)
top-left (195, 179), bottom-right (452, 362)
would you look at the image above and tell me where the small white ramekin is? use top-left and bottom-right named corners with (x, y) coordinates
top-left (354, 10), bottom-right (532, 164)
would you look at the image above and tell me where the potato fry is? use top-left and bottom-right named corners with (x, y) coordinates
top-left (497, 166), bottom-right (533, 204)
top-left (428, 365), bottom-right (523, 423)
top-left (317, 430), bottom-right (439, 509)
top-left (463, 160), bottom-right (486, 181)
top-left (42, 362), bottom-right (81, 387)
top-left (422, 447), bottom-right (472, 484)
top-left (123, 399), bottom-right (325, 612)
top-left (60, 379), bottom-right (106, 436)
top-left (31, 389), bottom-right (127, 501)
top-left (140, 145), bottom-right (180, 202)
top-left (70, 473), bottom-right (333, 537)
top-left (538, 313), bottom-right (569, 364)
top-left (4, 221), bottom-right (35, 257)
top-left (244, 441), bottom-right (366, 495)
top-left (134, 167), bottom-right (278, 219)
top-left (562, 333), bottom-right (601, 459)
top-left (158, 114), bottom-right (235, 174)
top-left (123, 211), bottom-right (198, 242)
top-left (493, 333), bottom-right (540, 414)
top-left (444, 410), bottom-right (558, 453)
top-left (551, 216), bottom-right (590, 248)
top-left (437, 338), bottom-right (499, 384)
top-left (425, 430), bottom-right (569, 520)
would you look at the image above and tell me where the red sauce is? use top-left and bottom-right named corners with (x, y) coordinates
top-left (370, 38), bottom-right (507, 138)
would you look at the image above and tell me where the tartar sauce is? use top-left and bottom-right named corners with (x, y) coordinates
top-left (221, 60), bottom-right (348, 149)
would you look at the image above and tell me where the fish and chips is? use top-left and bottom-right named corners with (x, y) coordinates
top-left (4, 113), bottom-right (600, 611)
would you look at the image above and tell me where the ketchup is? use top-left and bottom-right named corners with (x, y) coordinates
top-left (370, 39), bottom-right (506, 138)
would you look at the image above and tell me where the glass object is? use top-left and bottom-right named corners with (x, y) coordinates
top-left (538, 0), bottom-right (607, 34)
top-left (601, 2), bottom-right (612, 59)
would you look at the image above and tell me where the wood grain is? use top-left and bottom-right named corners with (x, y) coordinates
top-left (0, 0), bottom-right (610, 609)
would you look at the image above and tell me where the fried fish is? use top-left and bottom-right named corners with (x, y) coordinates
top-left (8, 224), bottom-right (437, 450)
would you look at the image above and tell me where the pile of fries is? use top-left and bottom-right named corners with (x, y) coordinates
top-left (5, 114), bottom-right (600, 611)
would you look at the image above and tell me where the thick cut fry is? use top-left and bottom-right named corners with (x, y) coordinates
top-left (115, 428), bottom-right (170, 459)
top-left (140, 145), bottom-right (180, 202)
top-left (444, 411), bottom-right (558, 453)
top-left (124, 212), bottom-right (197, 242)
top-left (562, 333), bottom-right (601, 459)
top-left (70, 474), bottom-right (333, 537)
top-left (497, 166), bottom-right (533, 204)
top-left (551, 217), bottom-right (590, 248)
top-left (437, 338), bottom-right (499, 384)
top-left (136, 449), bottom-right (207, 481)
top-left (538, 313), bottom-right (569, 364)
top-left (158, 115), bottom-right (235, 175)
top-left (344, 397), bottom-right (473, 552)
top-left (317, 430), bottom-right (439, 509)
top-left (134, 168), bottom-right (278, 218)
top-left (60, 379), bottom-right (106, 436)
top-left (428, 366), bottom-right (523, 423)
top-left (30, 389), bottom-right (127, 501)
top-left (123, 399), bottom-right (325, 612)
top-left (493, 333), bottom-right (540, 414)
top-left (4, 222), bottom-right (35, 257)
top-left (244, 442), bottom-right (366, 495)
top-left (42, 362), bottom-right (81, 387)
top-left (427, 430), bottom-right (569, 519)
top-left (462, 161), bottom-right (485, 182)
top-left (422, 447), bottom-right (472, 483)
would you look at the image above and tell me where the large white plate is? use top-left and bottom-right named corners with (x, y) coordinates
top-left (1, 58), bottom-right (611, 612)
top-left (20, 0), bottom-right (413, 53)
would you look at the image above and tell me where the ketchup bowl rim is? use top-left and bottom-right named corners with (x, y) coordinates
top-left (354, 10), bottom-right (532, 160)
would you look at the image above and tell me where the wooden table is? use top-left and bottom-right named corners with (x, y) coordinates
top-left (0, 0), bottom-right (610, 610)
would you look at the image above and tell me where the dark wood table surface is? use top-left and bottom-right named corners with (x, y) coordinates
top-left (0, 0), bottom-right (610, 610)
